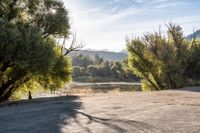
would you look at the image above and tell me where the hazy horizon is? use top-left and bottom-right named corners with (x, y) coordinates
top-left (64, 0), bottom-right (200, 51)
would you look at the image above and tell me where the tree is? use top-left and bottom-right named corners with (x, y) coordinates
top-left (0, 0), bottom-right (75, 102)
top-left (123, 59), bottom-right (140, 81)
top-left (98, 65), bottom-right (108, 77)
top-left (80, 67), bottom-right (87, 76)
top-left (70, 52), bottom-right (139, 81)
top-left (72, 66), bottom-right (82, 77)
top-left (111, 61), bottom-right (125, 80)
top-left (184, 39), bottom-right (200, 80)
top-left (87, 65), bottom-right (98, 76)
top-left (94, 54), bottom-right (103, 65)
top-left (72, 54), bottom-right (93, 68)
top-left (127, 23), bottom-right (190, 91)
top-left (98, 61), bottom-right (112, 77)
top-left (72, 66), bottom-right (86, 77)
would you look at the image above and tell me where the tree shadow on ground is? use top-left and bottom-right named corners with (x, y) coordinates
top-left (0, 96), bottom-right (82, 133)
top-left (0, 95), bottom-right (160, 133)
top-left (60, 111), bottom-right (160, 133)
top-left (176, 86), bottom-right (200, 92)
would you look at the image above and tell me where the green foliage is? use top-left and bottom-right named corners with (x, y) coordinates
top-left (72, 54), bottom-right (93, 68)
top-left (185, 40), bottom-right (200, 80)
top-left (141, 80), bottom-right (154, 91)
top-left (72, 53), bottom-right (104, 68)
top-left (87, 65), bottom-right (99, 76)
top-left (73, 76), bottom-right (95, 82)
top-left (73, 66), bottom-right (86, 77)
top-left (94, 54), bottom-right (103, 65)
top-left (11, 79), bottom-right (43, 100)
top-left (98, 61), bottom-right (111, 77)
top-left (71, 54), bottom-right (139, 82)
top-left (111, 61), bottom-right (124, 80)
top-left (73, 66), bottom-right (82, 77)
top-left (127, 23), bottom-right (200, 90)
top-left (0, 0), bottom-right (71, 102)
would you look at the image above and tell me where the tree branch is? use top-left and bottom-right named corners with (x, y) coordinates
top-left (63, 34), bottom-right (83, 56)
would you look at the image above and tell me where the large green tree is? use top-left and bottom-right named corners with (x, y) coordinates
top-left (127, 24), bottom-right (193, 90)
top-left (0, 0), bottom-right (77, 102)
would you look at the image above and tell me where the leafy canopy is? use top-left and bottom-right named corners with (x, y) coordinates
top-left (127, 23), bottom-right (200, 90)
top-left (0, 0), bottom-right (72, 102)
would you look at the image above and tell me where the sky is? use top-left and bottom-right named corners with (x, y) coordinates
top-left (63, 0), bottom-right (200, 52)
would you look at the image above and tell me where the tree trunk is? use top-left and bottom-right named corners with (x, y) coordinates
top-left (0, 73), bottom-right (29, 103)
top-left (0, 85), bottom-right (15, 102)
top-left (28, 91), bottom-right (32, 100)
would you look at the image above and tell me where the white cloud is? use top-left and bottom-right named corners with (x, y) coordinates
top-left (64, 0), bottom-right (200, 51)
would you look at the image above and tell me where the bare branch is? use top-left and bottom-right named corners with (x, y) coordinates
top-left (63, 34), bottom-right (84, 56)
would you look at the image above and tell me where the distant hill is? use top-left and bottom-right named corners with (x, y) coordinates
top-left (186, 30), bottom-right (200, 40)
top-left (120, 49), bottom-right (127, 54)
top-left (68, 50), bottom-right (127, 61)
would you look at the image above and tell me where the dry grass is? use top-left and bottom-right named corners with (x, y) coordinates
top-left (61, 84), bottom-right (141, 96)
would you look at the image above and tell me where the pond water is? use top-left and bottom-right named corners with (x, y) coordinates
top-left (67, 82), bottom-right (142, 93)
top-left (70, 82), bottom-right (141, 86)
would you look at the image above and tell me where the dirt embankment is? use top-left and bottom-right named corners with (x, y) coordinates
top-left (1, 87), bottom-right (200, 133)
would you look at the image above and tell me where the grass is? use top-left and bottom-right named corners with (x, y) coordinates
top-left (65, 84), bottom-right (141, 95)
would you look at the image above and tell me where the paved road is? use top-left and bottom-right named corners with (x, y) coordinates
top-left (1, 87), bottom-right (200, 133)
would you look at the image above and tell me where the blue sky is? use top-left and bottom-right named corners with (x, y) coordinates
top-left (64, 0), bottom-right (200, 51)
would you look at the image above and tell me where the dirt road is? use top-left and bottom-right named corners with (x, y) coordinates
top-left (1, 87), bottom-right (200, 133)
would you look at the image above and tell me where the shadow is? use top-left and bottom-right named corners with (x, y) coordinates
top-left (59, 111), bottom-right (160, 133)
top-left (175, 86), bottom-right (200, 92)
top-left (0, 96), bottom-right (82, 133)
top-left (0, 95), bottom-right (159, 133)
top-left (0, 96), bottom-right (80, 107)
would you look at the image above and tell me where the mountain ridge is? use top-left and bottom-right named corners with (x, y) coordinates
top-left (186, 30), bottom-right (200, 40)
top-left (68, 49), bottom-right (127, 61)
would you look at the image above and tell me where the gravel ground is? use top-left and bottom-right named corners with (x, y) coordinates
top-left (1, 87), bottom-right (200, 133)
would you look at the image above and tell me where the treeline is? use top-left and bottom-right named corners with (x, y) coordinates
top-left (127, 23), bottom-right (200, 91)
top-left (71, 54), bottom-right (139, 82)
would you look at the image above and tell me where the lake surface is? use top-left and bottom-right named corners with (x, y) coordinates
top-left (69, 82), bottom-right (141, 87)
top-left (67, 82), bottom-right (142, 93)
